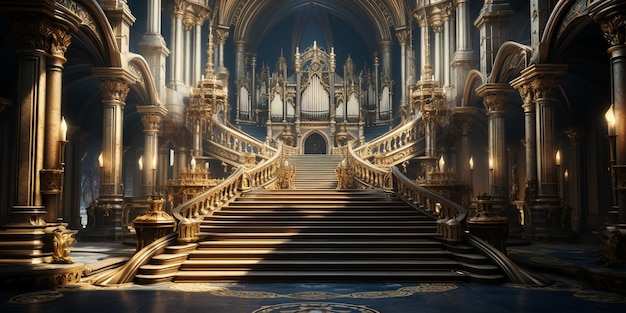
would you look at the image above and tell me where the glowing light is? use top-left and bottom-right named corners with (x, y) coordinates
top-left (439, 156), bottom-right (445, 172)
top-left (98, 153), bottom-right (103, 168)
top-left (488, 158), bottom-right (494, 170)
top-left (556, 150), bottom-right (561, 166)
top-left (138, 155), bottom-right (143, 171)
top-left (60, 117), bottom-right (67, 141)
top-left (469, 156), bottom-right (474, 170)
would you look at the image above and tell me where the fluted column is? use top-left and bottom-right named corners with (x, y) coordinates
top-left (41, 24), bottom-right (72, 222)
top-left (139, 0), bottom-right (169, 104)
top-left (138, 106), bottom-right (167, 196)
top-left (169, 1), bottom-right (185, 89)
top-left (452, 0), bottom-right (476, 103)
top-left (11, 19), bottom-right (50, 228)
top-left (590, 5), bottom-right (626, 224)
top-left (474, 0), bottom-right (513, 75)
top-left (512, 64), bottom-right (569, 239)
top-left (396, 29), bottom-right (410, 108)
top-left (93, 68), bottom-right (134, 237)
top-left (511, 80), bottom-right (538, 203)
top-left (477, 84), bottom-right (512, 198)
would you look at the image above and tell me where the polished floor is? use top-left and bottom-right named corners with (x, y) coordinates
top-left (1, 238), bottom-right (625, 313)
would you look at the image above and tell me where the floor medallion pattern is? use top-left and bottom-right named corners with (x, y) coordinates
top-left (168, 283), bottom-right (458, 299)
top-left (251, 302), bottom-right (380, 313)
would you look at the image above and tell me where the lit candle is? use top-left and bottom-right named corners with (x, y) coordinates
top-left (555, 150), bottom-right (561, 166)
top-left (191, 156), bottom-right (196, 171)
top-left (138, 156), bottom-right (143, 171)
top-left (439, 156), bottom-right (445, 172)
top-left (606, 105), bottom-right (616, 136)
top-left (488, 158), bottom-right (494, 170)
top-left (60, 116), bottom-right (67, 141)
top-left (564, 169), bottom-right (569, 183)
top-left (152, 156), bottom-right (157, 170)
top-left (469, 156), bottom-right (474, 171)
top-left (98, 153), bottom-right (103, 168)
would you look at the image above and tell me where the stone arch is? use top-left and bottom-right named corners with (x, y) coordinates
top-left (128, 53), bottom-right (161, 106)
top-left (303, 131), bottom-right (328, 154)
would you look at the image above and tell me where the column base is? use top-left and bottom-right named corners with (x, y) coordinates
top-left (80, 196), bottom-right (130, 242)
top-left (523, 196), bottom-right (578, 241)
top-left (598, 224), bottom-right (626, 266)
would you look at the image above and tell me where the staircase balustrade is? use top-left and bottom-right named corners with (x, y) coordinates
top-left (173, 144), bottom-right (284, 244)
top-left (203, 119), bottom-right (277, 164)
top-left (353, 117), bottom-right (425, 166)
top-left (347, 142), bottom-right (466, 242)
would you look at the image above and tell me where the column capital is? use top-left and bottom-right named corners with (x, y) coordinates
top-left (93, 68), bottom-right (135, 103)
top-left (215, 28), bottom-right (230, 45)
top-left (11, 18), bottom-right (72, 59)
top-left (511, 64), bottom-right (567, 100)
top-left (395, 28), bottom-right (410, 46)
top-left (476, 83), bottom-right (512, 113)
top-left (138, 105), bottom-right (168, 132)
top-left (588, 1), bottom-right (626, 47)
top-left (452, 106), bottom-right (477, 133)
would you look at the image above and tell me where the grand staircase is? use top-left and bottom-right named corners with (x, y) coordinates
top-left (134, 155), bottom-right (504, 284)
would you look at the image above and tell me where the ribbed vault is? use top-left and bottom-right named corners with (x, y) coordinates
top-left (218, 0), bottom-right (409, 52)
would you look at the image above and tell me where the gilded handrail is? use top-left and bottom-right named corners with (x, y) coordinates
top-left (204, 118), bottom-right (277, 163)
top-left (346, 141), bottom-right (466, 242)
top-left (352, 116), bottom-right (424, 165)
top-left (172, 143), bottom-right (284, 243)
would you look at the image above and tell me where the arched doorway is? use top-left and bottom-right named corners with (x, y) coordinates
top-left (303, 132), bottom-right (327, 154)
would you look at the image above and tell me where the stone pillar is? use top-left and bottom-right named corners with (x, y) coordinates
top-left (183, 21), bottom-right (193, 86)
top-left (215, 27), bottom-right (230, 91)
top-left (477, 84), bottom-right (512, 198)
top-left (138, 106), bottom-right (167, 196)
top-left (474, 0), bottom-right (513, 75)
top-left (453, 106), bottom-right (477, 186)
top-left (41, 25), bottom-right (72, 223)
top-left (452, 0), bottom-right (476, 104)
top-left (329, 48), bottom-right (336, 124)
top-left (512, 64), bottom-right (571, 239)
top-left (379, 40), bottom-right (393, 78)
top-left (92, 69), bottom-right (134, 239)
top-left (139, 0), bottom-right (170, 103)
top-left (169, 1), bottom-right (185, 89)
top-left (396, 29), bottom-right (409, 109)
top-left (591, 7), bottom-right (626, 224)
top-left (431, 19), bottom-right (443, 83)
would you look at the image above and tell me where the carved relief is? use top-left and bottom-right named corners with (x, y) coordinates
top-left (483, 93), bottom-right (508, 112)
top-left (55, 0), bottom-right (102, 42)
top-left (600, 14), bottom-right (626, 47)
top-left (141, 113), bottom-right (163, 131)
top-left (99, 79), bottom-right (130, 102)
top-left (215, 28), bottom-right (230, 45)
top-left (530, 76), bottom-right (560, 100)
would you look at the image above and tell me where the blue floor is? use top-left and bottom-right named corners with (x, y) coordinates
top-left (1, 240), bottom-right (626, 313)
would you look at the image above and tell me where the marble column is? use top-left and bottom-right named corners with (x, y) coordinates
top-left (139, 3), bottom-right (169, 105)
top-left (453, 107), bottom-right (477, 186)
top-left (379, 40), bottom-right (393, 79)
top-left (474, 0), bottom-right (513, 75)
top-left (215, 28), bottom-right (230, 90)
top-left (591, 8), bottom-right (626, 224)
top-left (452, 0), bottom-right (476, 104)
top-left (169, 2), bottom-right (185, 89)
top-left (477, 84), bottom-right (512, 198)
top-left (183, 21), bottom-right (193, 86)
top-left (512, 64), bottom-right (570, 239)
top-left (93, 68), bottom-right (134, 238)
top-left (42, 25), bottom-right (72, 222)
top-left (138, 106), bottom-right (167, 196)
top-left (396, 29), bottom-right (410, 109)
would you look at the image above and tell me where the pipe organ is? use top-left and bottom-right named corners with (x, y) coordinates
top-left (236, 42), bottom-right (393, 153)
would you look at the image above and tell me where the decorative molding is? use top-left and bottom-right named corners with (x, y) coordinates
top-left (530, 76), bottom-right (560, 100)
top-left (55, 0), bottom-right (102, 42)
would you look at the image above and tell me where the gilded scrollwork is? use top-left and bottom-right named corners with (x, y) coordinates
top-left (599, 14), bottom-right (626, 47)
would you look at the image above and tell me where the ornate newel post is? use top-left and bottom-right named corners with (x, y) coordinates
top-left (132, 195), bottom-right (176, 251)
top-left (468, 194), bottom-right (510, 254)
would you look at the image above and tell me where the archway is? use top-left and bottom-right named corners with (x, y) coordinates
top-left (303, 132), bottom-right (327, 154)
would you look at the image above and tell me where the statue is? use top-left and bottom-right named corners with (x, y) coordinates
top-left (52, 228), bottom-right (77, 264)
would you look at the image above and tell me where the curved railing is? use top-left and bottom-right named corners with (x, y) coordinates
top-left (174, 143), bottom-right (284, 243)
top-left (352, 116), bottom-right (424, 165)
top-left (204, 118), bottom-right (277, 164)
top-left (346, 141), bottom-right (466, 242)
